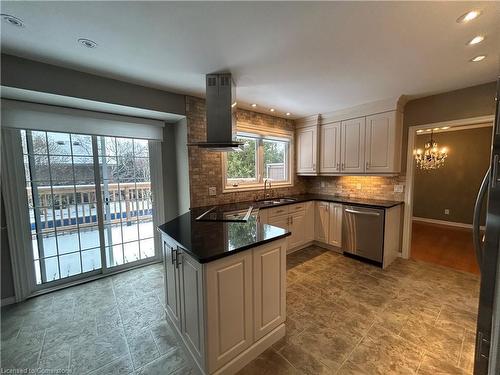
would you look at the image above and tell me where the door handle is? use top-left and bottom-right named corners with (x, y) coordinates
top-left (175, 251), bottom-right (182, 268)
top-left (345, 208), bottom-right (380, 216)
top-left (473, 169), bottom-right (490, 272)
top-left (492, 154), bottom-right (499, 188)
top-left (171, 246), bottom-right (178, 265)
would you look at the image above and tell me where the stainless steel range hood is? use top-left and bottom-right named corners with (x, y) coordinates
top-left (189, 73), bottom-right (243, 151)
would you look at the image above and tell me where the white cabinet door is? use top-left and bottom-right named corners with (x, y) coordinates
top-left (296, 126), bottom-right (318, 174)
top-left (320, 122), bottom-right (341, 174)
top-left (304, 202), bottom-right (315, 243)
top-left (328, 203), bottom-right (342, 247)
top-left (341, 117), bottom-right (366, 173)
top-left (365, 111), bottom-right (399, 173)
top-left (179, 252), bottom-right (205, 366)
top-left (205, 252), bottom-right (253, 373)
top-left (288, 210), bottom-right (306, 250)
top-left (315, 202), bottom-right (330, 243)
top-left (253, 240), bottom-right (286, 341)
top-left (163, 239), bottom-right (181, 329)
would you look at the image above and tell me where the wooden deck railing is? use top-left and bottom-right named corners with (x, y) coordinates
top-left (28, 182), bottom-right (152, 232)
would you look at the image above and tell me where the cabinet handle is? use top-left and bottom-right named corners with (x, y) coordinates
top-left (175, 251), bottom-right (183, 268)
top-left (366, 161), bottom-right (370, 169)
top-left (313, 163), bottom-right (316, 171)
top-left (336, 162), bottom-right (340, 170)
top-left (341, 163), bottom-right (345, 170)
top-left (171, 247), bottom-right (177, 265)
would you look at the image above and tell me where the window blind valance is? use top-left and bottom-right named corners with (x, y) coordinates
top-left (1, 99), bottom-right (165, 140)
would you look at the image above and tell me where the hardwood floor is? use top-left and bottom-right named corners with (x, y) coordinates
top-left (411, 221), bottom-right (480, 275)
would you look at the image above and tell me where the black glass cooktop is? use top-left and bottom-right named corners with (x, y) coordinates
top-left (195, 205), bottom-right (254, 222)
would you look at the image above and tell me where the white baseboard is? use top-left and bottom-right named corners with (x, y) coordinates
top-left (1, 296), bottom-right (16, 306)
top-left (412, 216), bottom-right (485, 230)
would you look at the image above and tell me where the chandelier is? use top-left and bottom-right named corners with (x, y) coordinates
top-left (414, 130), bottom-right (448, 170)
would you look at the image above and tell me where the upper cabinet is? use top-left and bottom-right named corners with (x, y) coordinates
top-left (341, 117), bottom-right (366, 173)
top-left (365, 111), bottom-right (401, 173)
top-left (296, 101), bottom-right (403, 176)
top-left (320, 122), bottom-right (341, 174)
top-left (296, 115), bottom-right (319, 175)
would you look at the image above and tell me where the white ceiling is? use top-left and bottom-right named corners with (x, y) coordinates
top-left (1, 1), bottom-right (499, 118)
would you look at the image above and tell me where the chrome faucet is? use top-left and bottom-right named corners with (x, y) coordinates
top-left (263, 178), bottom-right (272, 200)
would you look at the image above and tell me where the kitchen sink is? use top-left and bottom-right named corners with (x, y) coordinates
top-left (258, 197), bottom-right (297, 205)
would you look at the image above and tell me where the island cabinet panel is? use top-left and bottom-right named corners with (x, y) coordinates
top-left (253, 241), bottom-right (286, 341)
top-left (179, 253), bottom-right (204, 365)
top-left (205, 252), bottom-right (253, 373)
top-left (163, 240), bottom-right (181, 329)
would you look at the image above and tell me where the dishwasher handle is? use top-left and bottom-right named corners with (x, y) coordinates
top-left (345, 208), bottom-right (381, 216)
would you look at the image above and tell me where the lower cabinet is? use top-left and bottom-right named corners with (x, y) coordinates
top-left (315, 201), bottom-right (330, 243)
top-left (328, 203), bottom-right (342, 247)
top-left (162, 234), bottom-right (287, 375)
top-left (262, 202), bottom-right (314, 252)
top-left (314, 201), bottom-right (342, 248)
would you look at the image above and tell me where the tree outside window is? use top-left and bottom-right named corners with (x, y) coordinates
top-left (225, 133), bottom-right (291, 190)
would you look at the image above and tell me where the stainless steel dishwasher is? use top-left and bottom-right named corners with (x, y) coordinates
top-left (342, 205), bottom-right (385, 264)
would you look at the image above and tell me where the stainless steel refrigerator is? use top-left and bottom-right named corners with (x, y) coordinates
top-left (473, 78), bottom-right (500, 375)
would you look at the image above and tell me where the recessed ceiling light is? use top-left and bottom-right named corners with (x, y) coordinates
top-left (78, 38), bottom-right (98, 49)
top-left (471, 55), bottom-right (486, 62)
top-left (457, 10), bottom-right (481, 23)
top-left (251, 103), bottom-right (257, 108)
top-left (285, 112), bottom-right (291, 116)
top-left (269, 108), bottom-right (275, 112)
top-left (467, 35), bottom-right (485, 45)
top-left (1, 14), bottom-right (24, 27)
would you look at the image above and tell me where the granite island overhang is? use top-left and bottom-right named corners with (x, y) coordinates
top-left (158, 208), bottom-right (291, 375)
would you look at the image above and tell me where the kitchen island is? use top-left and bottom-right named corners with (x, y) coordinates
top-left (158, 210), bottom-right (290, 375)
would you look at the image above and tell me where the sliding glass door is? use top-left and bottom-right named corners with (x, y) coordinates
top-left (21, 129), bottom-right (158, 288)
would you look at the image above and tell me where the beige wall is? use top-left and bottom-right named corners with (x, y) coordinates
top-left (413, 126), bottom-right (492, 224)
top-left (402, 82), bottom-right (496, 171)
top-left (186, 96), bottom-right (307, 208)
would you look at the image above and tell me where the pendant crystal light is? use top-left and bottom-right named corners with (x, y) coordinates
top-left (414, 130), bottom-right (448, 170)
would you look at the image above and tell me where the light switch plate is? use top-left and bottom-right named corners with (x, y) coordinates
top-left (321, 181), bottom-right (326, 188)
top-left (444, 209), bottom-right (450, 215)
top-left (208, 187), bottom-right (216, 196)
top-left (356, 184), bottom-right (362, 190)
top-left (394, 185), bottom-right (404, 193)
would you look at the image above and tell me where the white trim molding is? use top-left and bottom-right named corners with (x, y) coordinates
top-left (412, 216), bottom-right (485, 231)
top-left (401, 115), bottom-right (495, 259)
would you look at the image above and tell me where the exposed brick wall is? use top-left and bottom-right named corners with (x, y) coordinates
top-left (306, 175), bottom-right (406, 201)
top-left (186, 96), bottom-right (307, 208)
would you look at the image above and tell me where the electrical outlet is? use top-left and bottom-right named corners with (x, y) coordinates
top-left (444, 209), bottom-right (450, 215)
top-left (394, 185), bottom-right (404, 193)
top-left (356, 184), bottom-right (362, 190)
top-left (321, 181), bottom-right (326, 188)
top-left (208, 187), bottom-right (216, 196)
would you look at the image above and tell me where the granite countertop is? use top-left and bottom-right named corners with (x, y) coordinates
top-left (158, 212), bottom-right (290, 263)
top-left (157, 194), bottom-right (403, 263)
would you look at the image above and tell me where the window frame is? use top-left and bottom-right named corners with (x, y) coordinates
top-left (222, 130), bottom-right (294, 192)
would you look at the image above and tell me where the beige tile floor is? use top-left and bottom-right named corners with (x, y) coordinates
top-left (1, 246), bottom-right (480, 374)
top-left (239, 246), bottom-right (480, 375)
